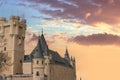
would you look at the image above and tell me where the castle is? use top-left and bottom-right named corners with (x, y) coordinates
top-left (0, 16), bottom-right (76, 80)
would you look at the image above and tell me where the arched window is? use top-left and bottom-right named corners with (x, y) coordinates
top-left (36, 71), bottom-right (39, 76)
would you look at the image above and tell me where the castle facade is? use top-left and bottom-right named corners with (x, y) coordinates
top-left (0, 16), bottom-right (76, 80)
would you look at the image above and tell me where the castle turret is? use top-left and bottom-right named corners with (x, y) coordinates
top-left (20, 19), bottom-right (26, 38)
top-left (40, 32), bottom-right (50, 80)
top-left (14, 16), bottom-right (20, 35)
top-left (0, 17), bottom-right (6, 23)
top-left (44, 48), bottom-right (50, 80)
top-left (71, 57), bottom-right (76, 80)
top-left (0, 17), bottom-right (6, 37)
top-left (64, 48), bottom-right (70, 62)
top-left (33, 36), bottom-right (45, 80)
top-left (9, 16), bottom-right (15, 35)
top-left (70, 56), bottom-right (74, 67)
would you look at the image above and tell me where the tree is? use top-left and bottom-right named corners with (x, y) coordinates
top-left (0, 52), bottom-right (11, 72)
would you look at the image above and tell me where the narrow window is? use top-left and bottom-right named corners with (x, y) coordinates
top-left (36, 71), bottom-right (39, 76)
top-left (20, 60), bottom-right (22, 63)
top-left (36, 60), bottom-right (39, 64)
top-left (42, 60), bottom-right (44, 64)
top-left (4, 47), bottom-right (6, 51)
top-left (4, 59), bottom-right (6, 63)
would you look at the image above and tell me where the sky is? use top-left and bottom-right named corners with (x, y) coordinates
top-left (1, 0), bottom-right (120, 80)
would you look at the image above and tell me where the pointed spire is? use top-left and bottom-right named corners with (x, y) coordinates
top-left (33, 36), bottom-right (44, 58)
top-left (40, 29), bottom-right (49, 56)
top-left (64, 47), bottom-right (70, 61)
top-left (40, 35), bottom-right (47, 46)
top-left (32, 30), bottom-right (49, 58)
top-left (43, 46), bottom-right (49, 56)
top-left (65, 46), bottom-right (69, 55)
top-left (41, 28), bottom-right (43, 35)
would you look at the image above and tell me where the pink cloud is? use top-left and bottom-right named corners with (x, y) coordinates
top-left (69, 33), bottom-right (120, 46)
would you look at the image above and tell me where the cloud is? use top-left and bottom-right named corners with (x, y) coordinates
top-left (25, 31), bottom-right (38, 44)
top-left (15, 3), bottom-right (27, 7)
top-left (69, 33), bottom-right (120, 46)
top-left (85, 13), bottom-right (91, 19)
top-left (25, 30), bottom-right (56, 45)
top-left (22, 0), bottom-right (120, 27)
top-left (31, 15), bottom-right (41, 19)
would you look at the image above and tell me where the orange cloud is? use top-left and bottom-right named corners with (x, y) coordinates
top-left (94, 8), bottom-right (102, 16)
top-left (85, 13), bottom-right (91, 19)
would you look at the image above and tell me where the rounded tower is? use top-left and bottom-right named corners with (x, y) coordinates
top-left (44, 50), bottom-right (51, 80)
top-left (33, 36), bottom-right (45, 80)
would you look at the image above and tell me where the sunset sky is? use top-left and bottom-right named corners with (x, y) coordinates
top-left (1, 0), bottom-right (120, 80)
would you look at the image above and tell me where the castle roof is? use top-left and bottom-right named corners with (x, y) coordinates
top-left (64, 48), bottom-right (70, 62)
top-left (33, 36), bottom-right (44, 58)
top-left (40, 34), bottom-right (49, 56)
top-left (24, 55), bottom-right (32, 62)
top-left (24, 33), bottom-right (72, 67)
top-left (30, 33), bottom-right (49, 58)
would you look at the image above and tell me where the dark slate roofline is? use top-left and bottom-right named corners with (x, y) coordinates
top-left (33, 36), bottom-right (44, 58)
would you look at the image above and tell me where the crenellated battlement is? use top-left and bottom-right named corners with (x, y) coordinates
top-left (0, 16), bottom-right (26, 75)
top-left (0, 17), bottom-right (6, 21)
top-left (0, 16), bottom-right (26, 37)
top-left (0, 16), bottom-right (26, 25)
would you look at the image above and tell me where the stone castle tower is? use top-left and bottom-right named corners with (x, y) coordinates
top-left (0, 16), bottom-right (76, 80)
top-left (0, 16), bottom-right (26, 75)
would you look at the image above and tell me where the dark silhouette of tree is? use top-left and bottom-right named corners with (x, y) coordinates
top-left (0, 52), bottom-right (11, 72)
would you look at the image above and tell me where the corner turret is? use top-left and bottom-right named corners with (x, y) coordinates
top-left (0, 17), bottom-right (6, 23)
top-left (33, 36), bottom-right (45, 80)
top-left (64, 47), bottom-right (70, 62)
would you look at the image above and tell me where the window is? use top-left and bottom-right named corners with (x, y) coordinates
top-left (0, 26), bottom-right (1, 30)
top-left (42, 60), bottom-right (44, 64)
top-left (4, 47), bottom-right (6, 51)
top-left (4, 59), bottom-right (6, 63)
top-left (20, 60), bottom-right (22, 63)
top-left (36, 61), bottom-right (39, 64)
top-left (19, 26), bottom-right (23, 29)
top-left (36, 71), bottom-right (39, 76)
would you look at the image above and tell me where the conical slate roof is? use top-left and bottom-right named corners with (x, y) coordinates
top-left (40, 34), bottom-right (49, 55)
top-left (64, 48), bottom-right (70, 61)
top-left (33, 36), bottom-right (44, 58)
top-left (27, 33), bottom-right (72, 67)
top-left (31, 33), bottom-right (49, 58)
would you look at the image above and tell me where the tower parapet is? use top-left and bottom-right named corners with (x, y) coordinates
top-left (9, 16), bottom-right (26, 36)
top-left (0, 16), bottom-right (26, 75)
top-left (0, 17), bottom-right (6, 23)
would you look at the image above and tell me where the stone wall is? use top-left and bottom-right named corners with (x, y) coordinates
top-left (23, 62), bottom-right (32, 74)
top-left (6, 75), bottom-right (32, 80)
top-left (50, 64), bottom-right (76, 80)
